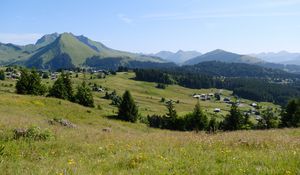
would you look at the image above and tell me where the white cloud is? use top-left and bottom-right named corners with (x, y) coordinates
top-left (0, 33), bottom-right (43, 45)
top-left (117, 14), bottom-right (133, 24)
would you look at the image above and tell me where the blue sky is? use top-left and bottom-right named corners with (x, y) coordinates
top-left (1, 0), bottom-right (300, 54)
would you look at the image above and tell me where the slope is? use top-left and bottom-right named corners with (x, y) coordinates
top-left (184, 49), bottom-right (262, 65)
top-left (0, 72), bottom-right (298, 174)
top-left (152, 50), bottom-right (202, 63)
top-left (24, 33), bottom-right (98, 69)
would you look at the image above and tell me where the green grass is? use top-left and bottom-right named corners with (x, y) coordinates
top-left (0, 71), bottom-right (296, 175)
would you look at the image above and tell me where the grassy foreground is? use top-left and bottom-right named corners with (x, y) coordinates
top-left (0, 92), bottom-right (299, 174)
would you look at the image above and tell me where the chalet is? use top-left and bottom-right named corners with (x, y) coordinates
top-left (223, 97), bottom-right (231, 103)
top-left (208, 93), bottom-right (214, 97)
top-left (251, 103), bottom-right (258, 107)
top-left (193, 94), bottom-right (201, 98)
top-left (214, 108), bottom-right (221, 113)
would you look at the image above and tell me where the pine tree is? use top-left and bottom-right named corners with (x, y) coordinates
top-left (165, 100), bottom-right (178, 129)
top-left (222, 103), bottom-right (243, 131)
top-left (207, 116), bottom-right (218, 133)
top-left (118, 90), bottom-right (139, 122)
top-left (281, 99), bottom-right (300, 127)
top-left (0, 70), bottom-right (5, 80)
top-left (16, 69), bottom-right (46, 95)
top-left (74, 81), bottom-right (94, 107)
top-left (191, 101), bottom-right (208, 131)
top-left (49, 72), bottom-right (73, 100)
top-left (258, 107), bottom-right (278, 129)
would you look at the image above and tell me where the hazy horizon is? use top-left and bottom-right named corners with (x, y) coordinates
top-left (1, 0), bottom-right (300, 54)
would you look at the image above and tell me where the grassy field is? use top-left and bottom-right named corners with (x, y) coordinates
top-left (0, 71), bottom-right (278, 117)
top-left (0, 70), bottom-right (298, 174)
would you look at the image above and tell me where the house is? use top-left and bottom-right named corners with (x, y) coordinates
top-left (200, 94), bottom-right (207, 100)
top-left (193, 94), bottom-right (201, 98)
top-left (251, 103), bottom-right (258, 107)
top-left (255, 115), bottom-right (262, 120)
top-left (223, 97), bottom-right (231, 103)
top-left (193, 94), bottom-right (207, 100)
top-left (214, 108), bottom-right (221, 113)
top-left (208, 93), bottom-right (214, 97)
top-left (93, 87), bottom-right (104, 92)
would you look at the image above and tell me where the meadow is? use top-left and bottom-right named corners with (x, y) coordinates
top-left (0, 71), bottom-right (298, 174)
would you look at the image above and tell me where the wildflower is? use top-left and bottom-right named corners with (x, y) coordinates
top-left (67, 159), bottom-right (76, 165)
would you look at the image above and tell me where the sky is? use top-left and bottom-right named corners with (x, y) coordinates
top-left (1, 0), bottom-right (300, 54)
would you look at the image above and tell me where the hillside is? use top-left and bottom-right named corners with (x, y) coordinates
top-left (0, 71), bottom-right (299, 174)
top-left (184, 49), bottom-right (262, 65)
top-left (151, 50), bottom-right (202, 64)
top-left (180, 61), bottom-right (300, 79)
top-left (0, 33), bottom-right (172, 70)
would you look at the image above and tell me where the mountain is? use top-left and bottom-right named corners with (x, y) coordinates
top-left (0, 43), bottom-right (27, 64)
top-left (184, 49), bottom-right (262, 65)
top-left (179, 61), bottom-right (299, 79)
top-left (151, 50), bottom-right (202, 63)
top-left (35, 33), bottom-right (59, 47)
top-left (0, 32), bottom-right (174, 70)
top-left (251, 51), bottom-right (300, 63)
top-left (282, 57), bottom-right (300, 65)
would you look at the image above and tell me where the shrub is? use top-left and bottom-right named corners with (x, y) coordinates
top-left (14, 126), bottom-right (53, 141)
top-left (156, 83), bottom-right (166, 89)
top-left (104, 90), bottom-right (122, 106)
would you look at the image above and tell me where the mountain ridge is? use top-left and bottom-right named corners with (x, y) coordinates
top-left (0, 32), bottom-right (172, 70)
top-left (183, 49), bottom-right (263, 65)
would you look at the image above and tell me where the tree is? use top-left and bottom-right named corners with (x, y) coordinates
top-left (281, 99), bottom-right (300, 127)
top-left (0, 70), bottom-right (5, 80)
top-left (118, 90), bottom-right (139, 122)
top-left (207, 116), bottom-right (219, 133)
top-left (190, 101), bottom-right (208, 131)
top-left (222, 103), bottom-right (243, 131)
top-left (166, 100), bottom-right (177, 119)
top-left (48, 72), bottom-right (73, 100)
top-left (258, 107), bottom-right (278, 129)
top-left (74, 81), bottom-right (94, 107)
top-left (16, 69), bottom-right (46, 95)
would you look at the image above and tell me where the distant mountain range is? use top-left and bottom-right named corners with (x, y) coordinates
top-left (0, 33), bottom-right (174, 70)
top-left (250, 51), bottom-right (300, 65)
top-left (150, 50), bottom-right (202, 64)
top-left (1, 33), bottom-right (300, 72)
top-left (183, 49), bottom-right (263, 65)
top-left (180, 49), bottom-right (300, 73)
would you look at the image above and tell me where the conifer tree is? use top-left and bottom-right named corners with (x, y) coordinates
top-left (118, 90), bottom-right (139, 122)
top-left (75, 81), bottom-right (94, 107)
top-left (48, 72), bottom-right (73, 100)
top-left (223, 103), bottom-right (243, 131)
top-left (191, 101), bottom-right (208, 131)
top-left (16, 69), bottom-right (46, 95)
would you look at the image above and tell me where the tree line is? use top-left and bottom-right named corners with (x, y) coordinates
top-left (13, 68), bottom-right (300, 131)
top-left (134, 69), bottom-right (300, 106)
top-left (16, 69), bottom-right (94, 107)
